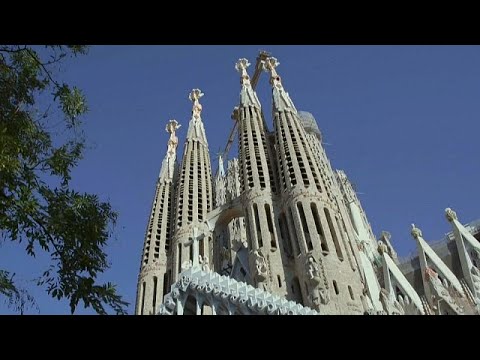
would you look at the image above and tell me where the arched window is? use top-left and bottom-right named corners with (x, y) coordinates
top-left (184, 295), bottom-right (197, 315)
top-left (163, 271), bottom-right (170, 298)
top-left (279, 213), bottom-right (292, 256)
top-left (291, 277), bottom-right (304, 305)
top-left (297, 202), bottom-right (313, 251)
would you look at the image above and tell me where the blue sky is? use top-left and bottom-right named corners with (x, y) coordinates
top-left (1, 45), bottom-right (479, 314)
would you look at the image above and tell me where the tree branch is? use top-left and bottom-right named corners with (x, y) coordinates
top-left (0, 45), bottom-right (28, 53)
top-left (25, 48), bottom-right (61, 88)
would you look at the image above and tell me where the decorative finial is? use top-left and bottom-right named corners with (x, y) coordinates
top-left (380, 231), bottom-right (391, 242)
top-left (235, 58), bottom-right (250, 75)
top-left (262, 56), bottom-right (280, 73)
top-left (377, 240), bottom-right (388, 255)
top-left (445, 208), bottom-right (457, 222)
top-left (235, 58), bottom-right (252, 86)
top-left (165, 119), bottom-right (181, 156)
top-left (424, 267), bottom-right (438, 281)
top-left (262, 57), bottom-right (281, 83)
top-left (411, 223), bottom-right (423, 239)
top-left (189, 89), bottom-right (204, 119)
top-left (166, 119), bottom-right (181, 135)
top-left (231, 106), bottom-right (239, 121)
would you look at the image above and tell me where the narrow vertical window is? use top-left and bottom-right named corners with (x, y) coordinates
top-left (348, 240), bottom-right (359, 270)
top-left (279, 213), bottom-right (292, 256)
top-left (199, 237), bottom-right (204, 258)
top-left (189, 239), bottom-right (194, 262)
top-left (333, 280), bottom-right (339, 295)
top-left (244, 212), bottom-right (253, 250)
top-left (298, 202), bottom-right (313, 251)
top-left (265, 204), bottom-right (276, 249)
top-left (311, 203), bottom-right (328, 253)
top-left (277, 275), bottom-right (282, 288)
top-left (140, 281), bottom-right (146, 315)
top-left (288, 207), bottom-right (300, 255)
top-left (152, 276), bottom-right (158, 312)
top-left (253, 203), bottom-right (263, 248)
top-left (184, 295), bottom-right (197, 315)
top-left (208, 236), bottom-right (213, 261)
top-left (324, 208), bottom-right (343, 260)
top-left (292, 277), bottom-right (304, 305)
top-left (178, 243), bottom-right (182, 274)
top-left (348, 285), bottom-right (354, 300)
top-left (163, 272), bottom-right (169, 298)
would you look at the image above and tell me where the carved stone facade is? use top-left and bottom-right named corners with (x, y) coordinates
top-left (136, 53), bottom-right (479, 315)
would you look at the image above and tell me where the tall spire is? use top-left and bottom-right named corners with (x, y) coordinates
top-left (264, 55), bottom-right (366, 314)
top-left (235, 58), bottom-right (261, 108)
top-left (234, 56), bottom-right (285, 295)
top-left (170, 88), bottom-right (214, 283)
top-left (262, 57), bottom-right (297, 113)
top-left (136, 119), bottom-right (180, 315)
top-left (159, 119), bottom-right (181, 182)
top-left (186, 88), bottom-right (208, 144)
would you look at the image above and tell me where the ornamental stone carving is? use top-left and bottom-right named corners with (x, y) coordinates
top-left (411, 224), bottom-right (423, 239)
top-left (189, 89), bottom-right (204, 119)
top-left (445, 208), bottom-right (458, 222)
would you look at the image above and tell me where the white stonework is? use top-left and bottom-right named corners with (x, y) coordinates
top-left (136, 53), bottom-right (479, 315)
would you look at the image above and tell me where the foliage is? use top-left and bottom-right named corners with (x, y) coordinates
top-left (0, 45), bottom-right (128, 314)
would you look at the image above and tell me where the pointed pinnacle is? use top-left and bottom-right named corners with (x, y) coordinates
top-left (165, 119), bottom-right (181, 134)
top-left (445, 208), bottom-right (457, 222)
top-left (411, 223), bottom-right (423, 239)
top-left (235, 58), bottom-right (251, 74)
top-left (189, 89), bottom-right (204, 119)
top-left (189, 89), bottom-right (204, 103)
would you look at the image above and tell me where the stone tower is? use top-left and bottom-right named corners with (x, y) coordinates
top-left (137, 52), bottom-right (479, 316)
top-left (262, 57), bottom-right (365, 313)
top-left (169, 89), bottom-right (214, 284)
top-left (233, 58), bottom-right (288, 297)
top-left (135, 119), bottom-right (180, 315)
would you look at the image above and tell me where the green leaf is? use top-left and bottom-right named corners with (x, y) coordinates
top-left (0, 45), bottom-right (127, 315)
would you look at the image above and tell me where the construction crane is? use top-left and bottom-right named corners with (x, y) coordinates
top-left (220, 51), bottom-right (271, 165)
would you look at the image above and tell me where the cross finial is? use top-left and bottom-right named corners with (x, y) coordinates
top-left (165, 119), bottom-right (181, 156)
top-left (189, 89), bottom-right (204, 119)
top-left (189, 88), bottom-right (204, 103)
top-left (262, 56), bottom-right (280, 79)
top-left (235, 58), bottom-right (251, 75)
top-left (165, 119), bottom-right (181, 135)
top-left (235, 58), bottom-right (251, 85)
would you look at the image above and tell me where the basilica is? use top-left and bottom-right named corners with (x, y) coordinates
top-left (135, 52), bottom-right (480, 315)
